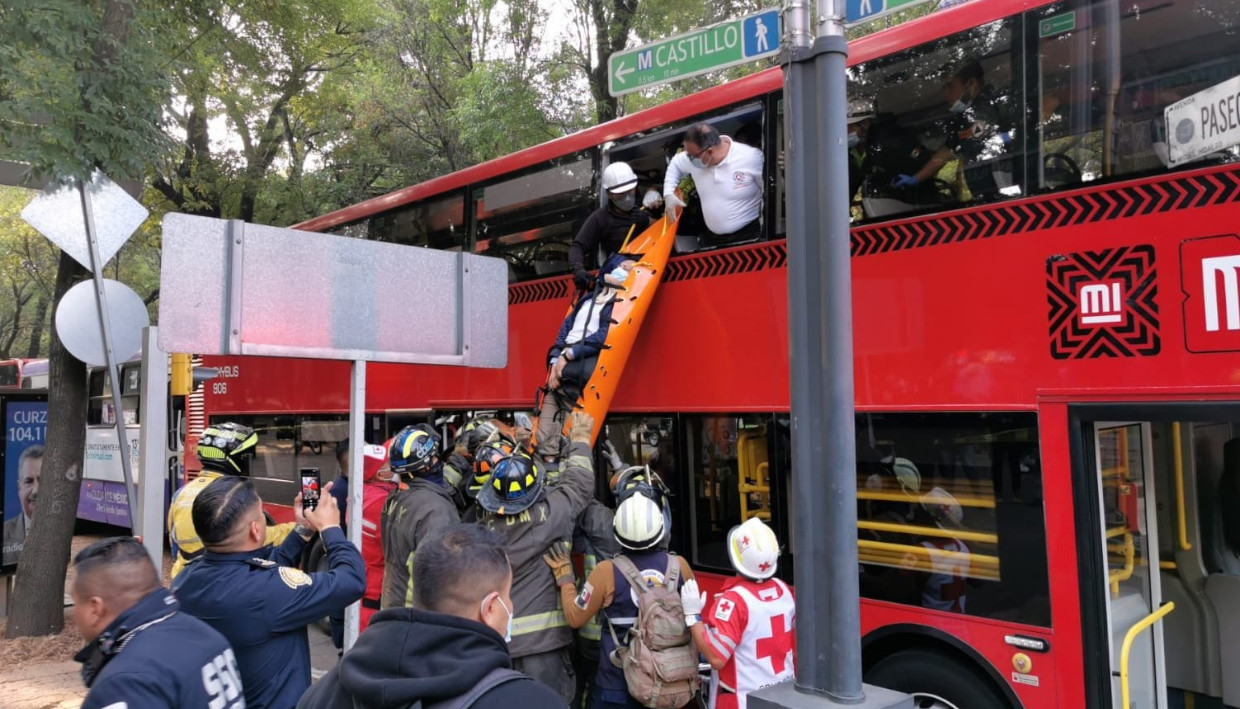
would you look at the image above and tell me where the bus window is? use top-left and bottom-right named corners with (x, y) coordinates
top-left (607, 103), bottom-right (767, 255)
top-left (855, 412), bottom-right (1050, 628)
top-left (326, 220), bottom-right (370, 240)
top-left (684, 414), bottom-right (773, 572)
top-left (847, 17), bottom-right (1020, 219)
top-left (1035, 0), bottom-right (1240, 187)
top-left (369, 191), bottom-right (467, 251)
top-left (601, 415), bottom-right (677, 500)
top-left (475, 153), bottom-right (596, 283)
top-left (88, 365), bottom-right (141, 426)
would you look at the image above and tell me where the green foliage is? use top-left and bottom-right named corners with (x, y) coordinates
top-left (0, 0), bottom-right (175, 183)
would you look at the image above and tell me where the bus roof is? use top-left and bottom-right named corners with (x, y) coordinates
top-left (294, 0), bottom-right (1055, 234)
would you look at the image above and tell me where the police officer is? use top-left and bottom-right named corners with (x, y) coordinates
top-left (168, 422), bottom-right (295, 578)
top-left (568, 162), bottom-right (651, 292)
top-left (172, 475), bottom-right (365, 709)
top-left (72, 536), bottom-right (243, 709)
top-left (380, 424), bottom-right (459, 609)
top-left (476, 411), bottom-right (598, 704)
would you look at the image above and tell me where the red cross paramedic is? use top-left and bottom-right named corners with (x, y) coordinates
top-left (681, 517), bottom-right (795, 709)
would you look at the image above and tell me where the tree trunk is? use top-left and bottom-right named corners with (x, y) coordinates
top-left (24, 297), bottom-right (48, 359)
top-left (6, 252), bottom-right (91, 637)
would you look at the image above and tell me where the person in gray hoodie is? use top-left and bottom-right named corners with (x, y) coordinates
top-left (296, 524), bottom-right (567, 709)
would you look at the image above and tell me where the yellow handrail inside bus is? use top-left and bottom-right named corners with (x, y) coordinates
top-left (857, 539), bottom-right (1000, 581)
top-left (1109, 532), bottom-right (1135, 595)
top-left (858, 519), bottom-right (998, 545)
top-left (857, 490), bottom-right (995, 509)
top-left (1159, 561), bottom-right (1178, 571)
top-left (1120, 602), bottom-right (1175, 709)
top-left (1173, 423), bottom-right (1191, 551)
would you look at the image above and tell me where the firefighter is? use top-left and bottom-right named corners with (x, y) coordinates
top-left (475, 411), bottom-right (598, 704)
top-left (446, 417), bottom-right (511, 513)
top-left (681, 517), bottom-right (795, 709)
top-left (168, 422), bottom-right (294, 578)
top-left (380, 424), bottom-right (459, 609)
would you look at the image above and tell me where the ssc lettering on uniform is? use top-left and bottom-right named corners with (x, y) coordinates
top-left (201, 645), bottom-right (245, 708)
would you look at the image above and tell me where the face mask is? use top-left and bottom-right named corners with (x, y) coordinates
top-left (847, 132), bottom-right (861, 148)
top-left (611, 192), bottom-right (635, 211)
top-left (482, 594), bottom-right (514, 643)
top-left (609, 267), bottom-right (630, 283)
top-left (949, 99), bottom-right (968, 114)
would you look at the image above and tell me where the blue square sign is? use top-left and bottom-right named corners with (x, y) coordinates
top-left (742, 10), bottom-right (781, 59)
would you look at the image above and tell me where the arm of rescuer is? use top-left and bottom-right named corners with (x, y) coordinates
top-left (681, 579), bottom-right (741, 671)
top-left (568, 210), bottom-right (606, 290)
top-left (547, 412), bottom-right (599, 523)
top-left (549, 547), bottom-right (695, 629)
top-left (662, 151), bottom-right (692, 221)
top-left (267, 484), bottom-right (366, 632)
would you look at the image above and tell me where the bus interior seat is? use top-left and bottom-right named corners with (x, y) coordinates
top-left (1204, 438), bottom-right (1240, 706)
top-left (1161, 569), bottom-right (1221, 699)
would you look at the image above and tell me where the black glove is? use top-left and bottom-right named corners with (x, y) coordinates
top-left (573, 270), bottom-right (595, 291)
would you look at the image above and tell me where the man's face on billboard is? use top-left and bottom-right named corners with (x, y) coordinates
top-left (19, 455), bottom-right (42, 520)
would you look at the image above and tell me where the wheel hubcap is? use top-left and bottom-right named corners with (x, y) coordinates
top-left (911, 693), bottom-right (961, 709)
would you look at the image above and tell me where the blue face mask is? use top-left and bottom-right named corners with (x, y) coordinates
top-left (949, 99), bottom-right (968, 114)
top-left (609, 267), bottom-right (630, 283)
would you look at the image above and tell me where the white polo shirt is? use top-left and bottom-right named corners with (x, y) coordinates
top-left (663, 137), bottom-right (764, 236)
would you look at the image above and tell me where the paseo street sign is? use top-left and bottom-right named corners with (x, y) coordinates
top-left (608, 9), bottom-right (781, 97)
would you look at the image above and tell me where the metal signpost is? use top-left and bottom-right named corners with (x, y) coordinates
top-left (608, 8), bottom-right (781, 96)
top-left (21, 173), bottom-right (150, 557)
top-left (160, 213), bottom-right (508, 650)
top-left (750, 0), bottom-right (921, 707)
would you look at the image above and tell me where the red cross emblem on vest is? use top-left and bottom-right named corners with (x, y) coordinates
top-left (755, 614), bottom-right (794, 674)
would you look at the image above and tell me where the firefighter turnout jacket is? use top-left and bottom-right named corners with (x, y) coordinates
top-left (379, 476), bottom-right (458, 609)
top-left (168, 470), bottom-right (295, 578)
top-left (479, 440), bottom-right (596, 659)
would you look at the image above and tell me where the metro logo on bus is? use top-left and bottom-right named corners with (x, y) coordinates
top-left (1181, 234), bottom-right (1240, 353)
top-left (1078, 281), bottom-right (1124, 325)
top-left (1047, 245), bottom-right (1160, 360)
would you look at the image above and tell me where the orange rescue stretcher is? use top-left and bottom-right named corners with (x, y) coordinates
top-left (540, 214), bottom-right (680, 448)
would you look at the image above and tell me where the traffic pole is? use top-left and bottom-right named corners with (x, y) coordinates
top-left (343, 359), bottom-right (366, 651)
top-left (79, 181), bottom-right (139, 527)
top-left (750, 0), bottom-right (911, 706)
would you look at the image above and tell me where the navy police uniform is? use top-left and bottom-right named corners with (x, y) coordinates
top-left (76, 587), bottom-right (244, 709)
top-left (173, 526), bottom-right (365, 709)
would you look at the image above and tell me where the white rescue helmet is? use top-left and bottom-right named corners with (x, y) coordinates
top-left (601, 162), bottom-right (639, 194)
top-left (847, 98), bottom-right (876, 124)
top-left (890, 456), bottom-right (921, 495)
top-left (728, 517), bottom-right (780, 580)
top-left (613, 493), bottom-right (665, 550)
top-left (921, 486), bottom-right (964, 529)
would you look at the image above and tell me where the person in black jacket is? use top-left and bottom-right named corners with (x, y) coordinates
top-left (297, 524), bottom-right (568, 709)
top-left (568, 161), bottom-right (651, 293)
top-left (72, 536), bottom-right (244, 709)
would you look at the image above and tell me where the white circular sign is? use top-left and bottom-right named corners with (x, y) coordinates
top-left (54, 279), bottom-right (150, 367)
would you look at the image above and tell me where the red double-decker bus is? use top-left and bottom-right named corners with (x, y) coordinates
top-left (192, 0), bottom-right (1240, 705)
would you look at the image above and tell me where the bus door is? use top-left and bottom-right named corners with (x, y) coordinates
top-left (1091, 421), bottom-right (1169, 709)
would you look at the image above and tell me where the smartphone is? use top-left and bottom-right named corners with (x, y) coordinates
top-left (300, 468), bottom-right (321, 511)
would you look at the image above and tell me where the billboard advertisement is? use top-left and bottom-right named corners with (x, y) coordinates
top-left (3, 396), bottom-right (48, 570)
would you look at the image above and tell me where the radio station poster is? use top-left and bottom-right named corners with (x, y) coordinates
top-left (3, 397), bottom-right (47, 570)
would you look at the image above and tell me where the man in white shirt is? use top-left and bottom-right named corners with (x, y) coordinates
top-left (663, 123), bottom-right (764, 244)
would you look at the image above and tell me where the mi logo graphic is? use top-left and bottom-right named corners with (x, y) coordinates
top-left (1181, 235), bottom-right (1240, 353)
top-left (1201, 255), bottom-right (1240, 332)
top-left (1079, 281), bottom-right (1124, 325)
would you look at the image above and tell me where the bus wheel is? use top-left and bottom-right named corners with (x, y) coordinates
top-left (865, 649), bottom-right (1008, 709)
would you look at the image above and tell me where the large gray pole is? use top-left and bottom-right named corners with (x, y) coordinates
top-left (785, 0), bottom-right (862, 701)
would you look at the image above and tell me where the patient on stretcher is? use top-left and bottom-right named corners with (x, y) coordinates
top-left (535, 254), bottom-right (637, 457)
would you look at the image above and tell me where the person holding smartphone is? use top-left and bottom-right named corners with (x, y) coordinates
top-left (172, 476), bottom-right (365, 709)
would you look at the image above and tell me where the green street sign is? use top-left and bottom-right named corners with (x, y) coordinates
top-left (607, 9), bottom-right (781, 98)
top-left (845, 0), bottom-right (935, 28)
top-left (1038, 11), bottom-right (1076, 38)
